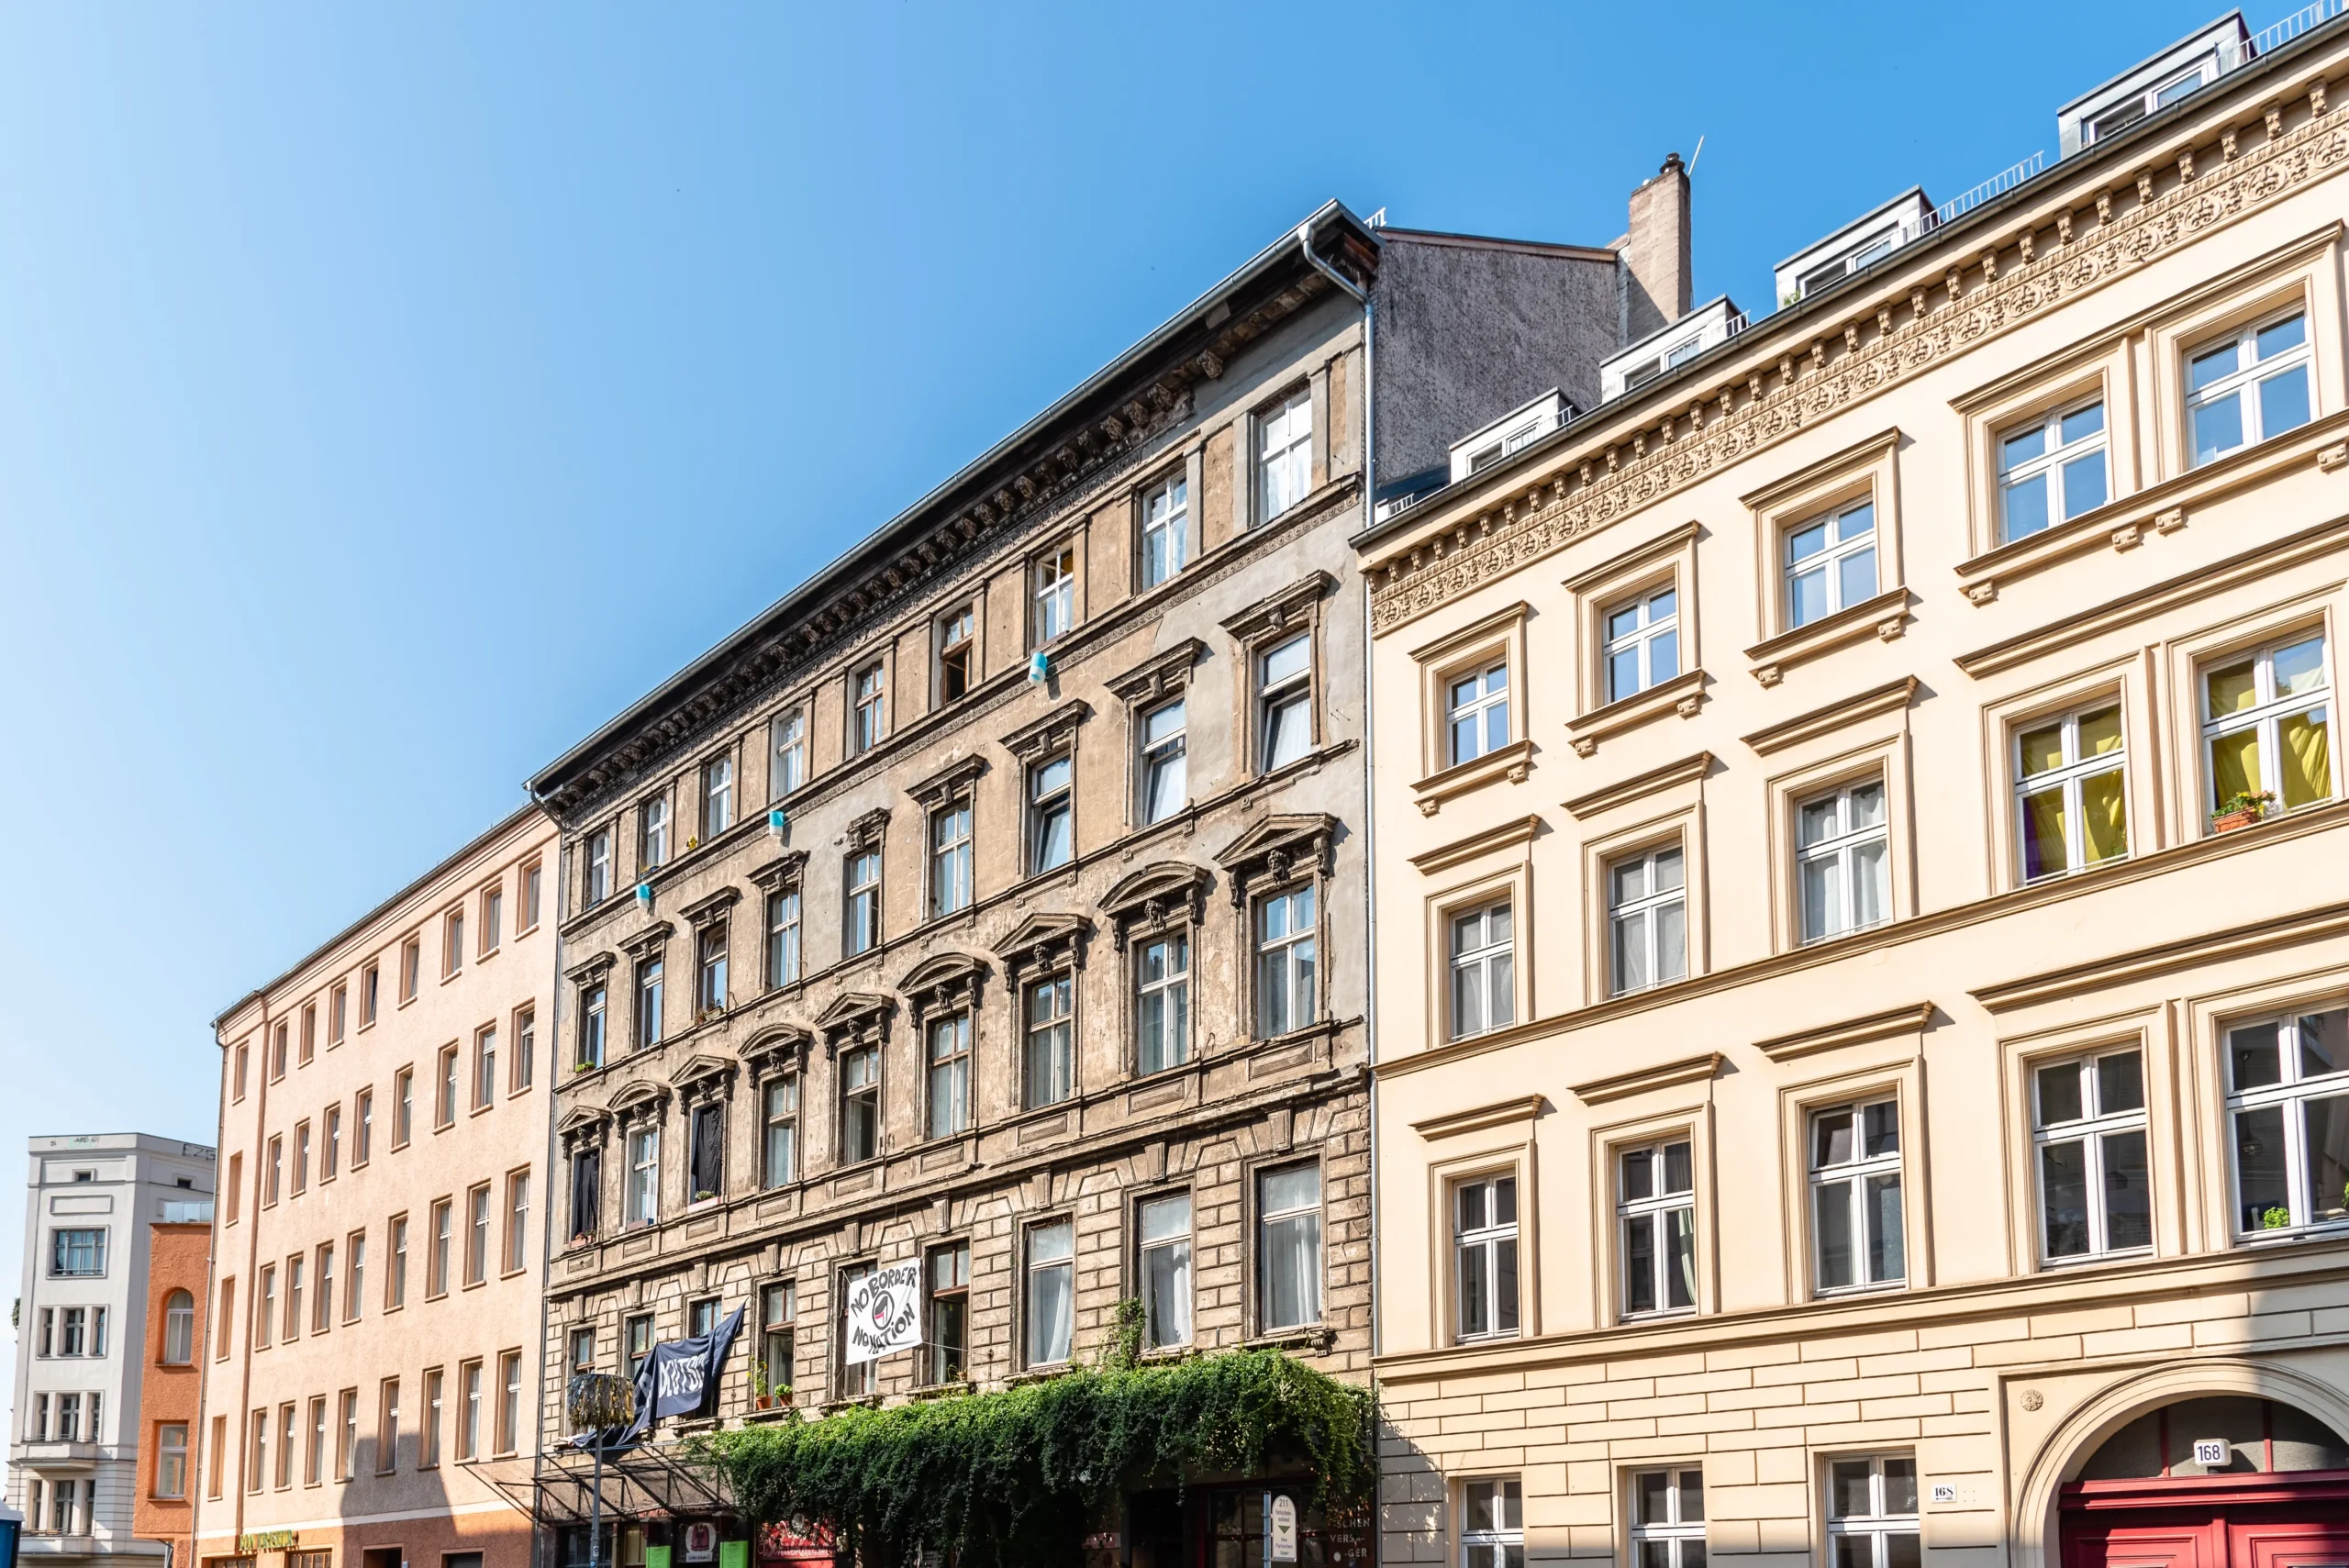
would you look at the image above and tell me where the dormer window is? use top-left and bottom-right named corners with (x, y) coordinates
top-left (2086, 57), bottom-right (2216, 145)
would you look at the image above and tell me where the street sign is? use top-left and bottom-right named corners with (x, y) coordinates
top-left (1269, 1495), bottom-right (1297, 1563)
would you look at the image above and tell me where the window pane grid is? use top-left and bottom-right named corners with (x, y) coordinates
top-left (1784, 501), bottom-right (1876, 628)
top-left (1141, 475), bottom-right (1189, 588)
top-left (1603, 587), bottom-right (1681, 704)
top-left (2201, 634), bottom-right (2333, 817)
top-left (1140, 699), bottom-right (1187, 824)
top-left (1826, 1456), bottom-right (1920, 1568)
top-left (1810, 1101), bottom-right (1905, 1294)
top-left (2187, 311), bottom-right (2312, 468)
top-left (2226, 1006), bottom-right (2349, 1234)
top-left (1998, 399), bottom-right (2109, 541)
top-left (2016, 705), bottom-right (2129, 880)
top-left (1618, 1140), bottom-right (1698, 1318)
top-left (1798, 781), bottom-right (1889, 943)
top-left (1609, 846), bottom-right (1687, 995)
top-left (1447, 661), bottom-right (1510, 765)
top-left (1449, 902), bottom-right (1515, 1040)
top-left (1453, 1174), bottom-right (1520, 1342)
top-left (1631, 1469), bottom-right (1707, 1568)
top-left (2032, 1048), bottom-right (2151, 1262)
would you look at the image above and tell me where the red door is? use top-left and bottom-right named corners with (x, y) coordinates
top-left (2062, 1473), bottom-right (2349, 1568)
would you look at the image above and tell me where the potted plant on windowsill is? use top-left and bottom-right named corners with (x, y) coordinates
top-left (2210, 790), bottom-right (2276, 833)
top-left (750, 1360), bottom-right (774, 1411)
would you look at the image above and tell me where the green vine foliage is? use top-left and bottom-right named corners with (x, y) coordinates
top-left (694, 1346), bottom-right (1374, 1568)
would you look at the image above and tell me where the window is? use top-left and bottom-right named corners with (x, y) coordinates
top-left (314, 1241), bottom-right (336, 1330)
top-left (2034, 1048), bottom-right (2152, 1261)
top-left (255, 1266), bottom-right (275, 1348)
top-left (937, 605), bottom-right (975, 702)
top-left (579, 983), bottom-right (608, 1070)
top-left (442, 909), bottom-right (463, 977)
top-left (759, 1284), bottom-right (795, 1400)
top-left (1141, 473), bottom-right (1189, 588)
top-left (429, 1196), bottom-right (452, 1296)
top-left (464, 1184), bottom-right (491, 1285)
top-left (1257, 1162), bottom-right (1322, 1330)
top-left (1257, 632), bottom-right (1312, 771)
top-left (627, 1126), bottom-right (660, 1226)
top-left (420, 1369), bottom-right (443, 1467)
top-left (1138, 1193), bottom-right (1192, 1350)
top-left (1631, 1470), bottom-right (1705, 1568)
top-left (841, 1046), bottom-right (880, 1163)
top-left (353, 1091), bottom-right (373, 1163)
top-left (1254, 885), bottom-right (1318, 1037)
top-left (929, 802), bottom-right (974, 917)
top-left (515, 1006), bottom-right (536, 1092)
top-left (2188, 311), bottom-right (2312, 467)
top-left (696, 923), bottom-right (729, 1015)
top-left (481, 884), bottom-right (503, 956)
top-left (1448, 902), bottom-right (1514, 1041)
top-left (436, 1046), bottom-right (459, 1129)
top-left (1023, 975), bottom-right (1074, 1109)
top-left (1135, 930), bottom-right (1190, 1074)
top-left (234, 1040), bottom-right (250, 1100)
top-left (1811, 1100), bottom-right (1905, 1293)
top-left (1784, 500), bottom-right (1876, 628)
top-left (2017, 705), bottom-right (2128, 880)
top-left (763, 1075), bottom-right (799, 1187)
top-left (1029, 755), bottom-right (1074, 873)
top-left (155, 1421), bottom-right (189, 1497)
top-left (1798, 780), bottom-right (1889, 943)
top-left (1256, 387), bottom-right (1312, 521)
top-left (1453, 1173), bottom-right (1520, 1341)
top-left (207, 1414), bottom-right (226, 1498)
top-left (265, 1136), bottom-right (283, 1205)
top-left (273, 1019), bottom-right (290, 1078)
top-left (770, 709), bottom-right (807, 798)
top-left (505, 1170), bottom-right (530, 1273)
top-left (1619, 1140), bottom-right (1696, 1318)
top-left (927, 1244), bottom-right (970, 1385)
top-left (1609, 845), bottom-right (1687, 995)
top-left (293, 1120), bottom-right (311, 1194)
top-left (393, 1068), bottom-right (414, 1146)
top-left (362, 962), bottom-right (381, 1026)
top-left (845, 848), bottom-right (882, 956)
top-left (215, 1278), bottom-right (235, 1359)
top-left (585, 828), bottom-right (613, 906)
top-left (1447, 660), bottom-right (1510, 765)
top-left (522, 860), bottom-right (542, 931)
top-left (630, 955), bottom-right (666, 1051)
top-left (640, 793), bottom-right (671, 871)
top-left (1024, 1219), bottom-right (1074, 1365)
top-left (1460, 1478), bottom-right (1523, 1568)
top-left (375, 1380), bottom-right (400, 1473)
top-left (2086, 59), bottom-right (2215, 142)
top-left (1826, 1455), bottom-right (1919, 1568)
top-left (705, 753), bottom-right (735, 838)
top-left (51, 1228), bottom-right (105, 1276)
top-left (387, 1214), bottom-right (408, 1308)
top-left (329, 984), bottom-right (348, 1046)
top-left (58, 1307), bottom-right (85, 1355)
top-left (765, 888), bottom-right (802, 987)
top-left (301, 1002), bottom-right (317, 1064)
top-left (336, 1388), bottom-right (358, 1480)
top-left (1139, 698), bottom-right (1187, 824)
top-left (1998, 399), bottom-right (2108, 539)
top-left (689, 1103), bottom-right (723, 1201)
top-left (306, 1395), bottom-right (327, 1484)
top-left (852, 662), bottom-right (886, 752)
top-left (1603, 586), bottom-right (1679, 704)
top-left (473, 1025), bottom-right (497, 1110)
top-left (569, 1327), bottom-right (596, 1373)
top-left (346, 1230), bottom-right (366, 1320)
top-left (2226, 1005), bottom-right (2349, 1234)
top-left (1033, 545), bottom-right (1076, 644)
top-left (457, 1361), bottom-right (483, 1462)
top-left (276, 1402), bottom-right (295, 1486)
top-left (926, 1013), bottom-right (971, 1139)
top-left (495, 1350), bottom-right (521, 1455)
top-left (569, 1149), bottom-right (601, 1241)
top-left (2203, 633), bottom-right (2333, 818)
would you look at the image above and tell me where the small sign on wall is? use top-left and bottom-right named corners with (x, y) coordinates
top-left (682, 1524), bottom-right (717, 1563)
top-left (1269, 1495), bottom-right (1297, 1562)
top-left (2192, 1439), bottom-right (2230, 1466)
top-left (1930, 1484), bottom-right (1956, 1505)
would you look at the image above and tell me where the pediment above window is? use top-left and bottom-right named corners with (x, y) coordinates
top-left (1000, 699), bottom-right (1091, 762)
top-left (747, 851), bottom-right (807, 893)
top-left (566, 951), bottom-right (618, 985)
top-left (739, 1026), bottom-right (811, 1078)
top-left (679, 888), bottom-right (741, 929)
top-left (1098, 861), bottom-right (1214, 937)
top-left (556, 1105), bottom-right (611, 1142)
top-left (994, 910), bottom-right (1093, 977)
top-left (1213, 813), bottom-right (1339, 901)
top-left (846, 807), bottom-right (890, 850)
top-left (1106, 639), bottom-right (1208, 705)
top-left (1219, 571), bottom-right (1335, 643)
top-left (907, 753), bottom-right (988, 808)
top-left (668, 1053), bottom-right (736, 1101)
top-left (621, 922), bottom-right (674, 962)
top-left (607, 1080), bottom-right (671, 1123)
top-left (814, 990), bottom-right (895, 1050)
top-left (896, 951), bottom-right (991, 1016)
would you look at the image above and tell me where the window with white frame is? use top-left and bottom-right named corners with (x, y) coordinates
top-left (1138, 1192), bottom-right (1192, 1349)
top-left (840, 1044), bottom-right (880, 1164)
top-left (926, 1013), bottom-right (971, 1139)
top-left (703, 754), bottom-right (734, 838)
top-left (937, 605), bottom-right (975, 703)
top-left (1139, 698), bottom-right (1187, 824)
top-left (1257, 632), bottom-right (1312, 771)
top-left (1024, 1219), bottom-right (1074, 1365)
top-left (625, 1125), bottom-right (659, 1227)
top-left (1784, 500), bottom-right (1876, 628)
top-left (1255, 884), bottom-right (1317, 1037)
top-left (1603, 586), bottom-right (1680, 703)
top-left (1609, 844), bottom-right (1687, 995)
top-left (1448, 902), bottom-right (1514, 1041)
top-left (1023, 974), bottom-right (1074, 1109)
top-left (1798, 779), bottom-right (1888, 943)
top-left (1256, 1162), bottom-right (1322, 1330)
top-left (1826, 1455), bottom-right (1919, 1568)
top-left (1257, 388), bottom-right (1313, 521)
top-left (2017, 704), bottom-right (2128, 880)
top-left (927, 1243), bottom-right (968, 1385)
top-left (633, 955), bottom-right (664, 1051)
top-left (2202, 632), bottom-right (2334, 818)
top-left (1459, 1477), bottom-right (1523, 1568)
top-left (928, 802), bottom-right (973, 919)
top-left (1446, 659), bottom-right (1509, 765)
top-left (1141, 473), bottom-right (1188, 588)
top-left (1033, 546), bottom-right (1076, 645)
top-left (1631, 1469), bottom-right (1706, 1568)
top-left (1810, 1099), bottom-right (1904, 1293)
top-left (770, 709), bottom-right (807, 799)
top-left (1618, 1140), bottom-right (1696, 1318)
top-left (1135, 930), bottom-right (1190, 1074)
top-left (844, 848), bottom-right (882, 957)
top-left (2034, 1047), bottom-right (2152, 1262)
top-left (2086, 57), bottom-right (2216, 142)
top-left (852, 662), bottom-right (886, 753)
top-left (585, 829), bottom-right (612, 906)
top-left (578, 984), bottom-right (607, 1070)
top-left (765, 887), bottom-right (801, 988)
top-left (762, 1074), bottom-right (798, 1187)
top-left (2225, 1005), bottom-right (2349, 1235)
top-left (1998, 399), bottom-right (2108, 540)
top-left (2188, 310), bottom-right (2312, 467)
top-left (1453, 1173), bottom-right (1519, 1342)
top-left (1029, 754), bottom-right (1074, 873)
top-left (640, 794), bottom-right (670, 871)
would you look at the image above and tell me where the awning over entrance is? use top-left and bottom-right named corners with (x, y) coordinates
top-left (467, 1444), bottom-right (733, 1526)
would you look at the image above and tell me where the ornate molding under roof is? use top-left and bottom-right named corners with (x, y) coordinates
top-left (1105, 639), bottom-right (1208, 705)
top-left (1000, 699), bottom-right (1091, 762)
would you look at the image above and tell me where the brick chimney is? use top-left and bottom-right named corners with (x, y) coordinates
top-left (1620, 151), bottom-right (1692, 345)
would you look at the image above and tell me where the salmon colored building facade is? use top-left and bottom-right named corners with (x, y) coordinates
top-left (135, 1218), bottom-right (214, 1568)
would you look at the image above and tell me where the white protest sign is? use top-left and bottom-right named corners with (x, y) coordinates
top-left (841, 1260), bottom-right (923, 1364)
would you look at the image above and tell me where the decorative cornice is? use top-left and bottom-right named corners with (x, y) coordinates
top-left (747, 851), bottom-right (807, 892)
top-left (679, 888), bottom-right (741, 929)
top-left (620, 924), bottom-right (674, 962)
top-left (1000, 699), bottom-right (1091, 761)
top-left (1366, 101), bottom-right (2349, 633)
top-left (1408, 813), bottom-right (1544, 875)
top-left (1562, 752), bottom-right (1712, 821)
top-left (1569, 1051), bottom-right (1723, 1106)
top-left (996, 912), bottom-right (1092, 978)
top-left (668, 1052), bottom-right (735, 1091)
top-left (566, 951), bottom-right (618, 984)
top-left (1742, 585), bottom-right (1912, 686)
top-left (1105, 639), bottom-right (1208, 705)
top-left (1559, 520), bottom-right (1703, 595)
top-left (846, 807), bottom-right (889, 848)
top-left (1410, 738), bottom-right (1535, 815)
top-left (813, 990), bottom-right (895, 1045)
top-left (739, 1026), bottom-right (811, 1075)
top-left (1741, 677), bottom-right (1919, 757)
top-left (1405, 599), bottom-right (1531, 667)
top-left (1410, 1095), bottom-right (1548, 1141)
top-left (1213, 812), bottom-right (1340, 900)
top-left (1565, 669), bottom-right (1708, 757)
top-left (1755, 1002), bottom-right (1936, 1062)
top-left (1970, 899), bottom-right (2349, 1013)
top-left (1219, 570), bottom-right (1337, 642)
top-left (1098, 861), bottom-right (1215, 928)
top-left (896, 951), bottom-right (991, 1014)
top-left (906, 752), bottom-right (988, 808)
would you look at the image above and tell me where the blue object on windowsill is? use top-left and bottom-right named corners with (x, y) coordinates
top-left (635, 883), bottom-right (654, 913)
top-left (1029, 651), bottom-right (1050, 683)
top-left (768, 807), bottom-right (788, 840)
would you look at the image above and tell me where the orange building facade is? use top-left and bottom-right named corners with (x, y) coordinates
top-left (135, 1218), bottom-right (213, 1568)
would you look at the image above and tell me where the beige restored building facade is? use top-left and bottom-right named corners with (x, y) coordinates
top-left (198, 807), bottom-right (557, 1568)
top-left (1357, 14), bottom-right (2349, 1568)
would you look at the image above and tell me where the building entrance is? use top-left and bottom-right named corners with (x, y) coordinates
top-left (2060, 1397), bottom-right (2349, 1568)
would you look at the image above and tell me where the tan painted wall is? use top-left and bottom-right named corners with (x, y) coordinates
top-left (1360, 36), bottom-right (2349, 1568)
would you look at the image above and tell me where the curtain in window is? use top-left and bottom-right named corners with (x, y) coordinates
top-left (2282, 711), bottom-right (2332, 807)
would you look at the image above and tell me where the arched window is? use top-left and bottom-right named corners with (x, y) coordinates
top-left (2082, 1397), bottom-right (2348, 1479)
top-left (161, 1290), bottom-right (195, 1365)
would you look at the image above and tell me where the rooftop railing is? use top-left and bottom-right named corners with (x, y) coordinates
top-left (2250, 0), bottom-right (2346, 59)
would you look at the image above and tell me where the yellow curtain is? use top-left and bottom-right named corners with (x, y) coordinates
top-left (2210, 729), bottom-right (2263, 808)
top-left (2081, 770), bottom-right (2128, 862)
top-left (2021, 785), bottom-right (2069, 877)
top-left (2280, 711), bottom-right (2332, 807)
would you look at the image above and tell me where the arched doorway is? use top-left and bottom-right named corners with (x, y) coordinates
top-left (2060, 1396), bottom-right (2349, 1567)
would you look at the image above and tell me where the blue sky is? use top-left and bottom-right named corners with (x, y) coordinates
top-left (0, 0), bottom-right (2240, 1441)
